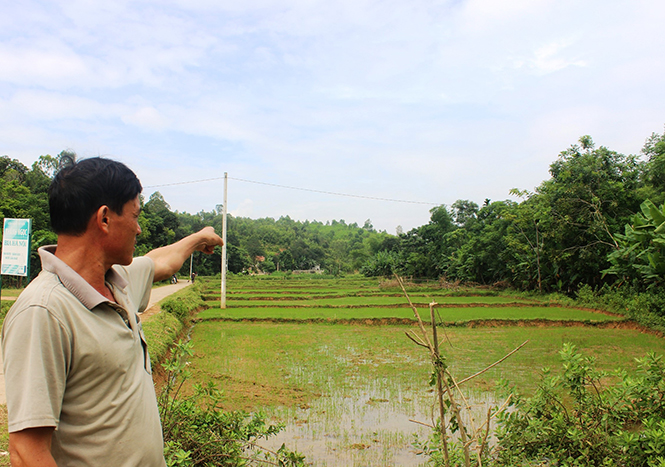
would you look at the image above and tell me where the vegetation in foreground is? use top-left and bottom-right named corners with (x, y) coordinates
top-left (494, 344), bottom-right (665, 467)
top-left (140, 284), bottom-right (306, 466)
top-left (1, 274), bottom-right (664, 466)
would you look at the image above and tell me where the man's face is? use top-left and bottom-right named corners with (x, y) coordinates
top-left (107, 196), bottom-right (142, 266)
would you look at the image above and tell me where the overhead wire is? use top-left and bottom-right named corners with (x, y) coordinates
top-left (144, 175), bottom-right (440, 206)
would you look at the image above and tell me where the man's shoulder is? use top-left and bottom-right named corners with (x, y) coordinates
top-left (112, 256), bottom-right (154, 278)
top-left (110, 257), bottom-right (155, 313)
top-left (3, 271), bottom-right (77, 329)
top-left (11, 270), bottom-right (63, 307)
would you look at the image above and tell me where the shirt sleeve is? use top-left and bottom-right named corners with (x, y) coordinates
top-left (115, 256), bottom-right (155, 313)
top-left (2, 306), bottom-right (70, 433)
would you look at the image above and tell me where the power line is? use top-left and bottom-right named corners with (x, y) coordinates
top-left (144, 176), bottom-right (225, 188)
top-left (144, 175), bottom-right (440, 206)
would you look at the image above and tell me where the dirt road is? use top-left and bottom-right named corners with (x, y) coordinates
top-left (0, 281), bottom-right (192, 405)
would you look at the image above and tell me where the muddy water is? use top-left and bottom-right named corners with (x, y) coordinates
top-left (262, 382), bottom-right (499, 467)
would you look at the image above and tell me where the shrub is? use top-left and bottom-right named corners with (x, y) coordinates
top-left (495, 343), bottom-right (665, 467)
top-left (573, 285), bottom-right (665, 333)
top-left (360, 250), bottom-right (399, 277)
top-left (0, 301), bottom-right (11, 321)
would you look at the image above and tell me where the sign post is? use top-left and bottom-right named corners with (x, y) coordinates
top-left (1, 218), bottom-right (33, 303)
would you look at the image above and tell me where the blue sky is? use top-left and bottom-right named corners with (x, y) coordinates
top-left (2, 0), bottom-right (664, 233)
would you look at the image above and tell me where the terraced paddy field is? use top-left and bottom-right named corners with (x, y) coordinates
top-left (187, 275), bottom-right (664, 467)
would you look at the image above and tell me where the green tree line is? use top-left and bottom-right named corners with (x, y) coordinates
top-left (2, 129), bottom-right (664, 296)
top-left (135, 189), bottom-right (396, 278)
top-left (0, 153), bottom-right (394, 283)
top-left (362, 132), bottom-right (665, 296)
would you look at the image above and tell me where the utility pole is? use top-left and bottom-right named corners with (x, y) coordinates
top-left (221, 172), bottom-right (228, 309)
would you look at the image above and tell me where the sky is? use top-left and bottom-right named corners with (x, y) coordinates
top-left (2, 0), bottom-right (664, 234)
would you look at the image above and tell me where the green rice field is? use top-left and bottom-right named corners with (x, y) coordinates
top-left (186, 275), bottom-right (665, 467)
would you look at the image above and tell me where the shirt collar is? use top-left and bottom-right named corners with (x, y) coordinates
top-left (39, 245), bottom-right (129, 310)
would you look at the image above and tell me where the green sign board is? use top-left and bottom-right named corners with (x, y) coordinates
top-left (1, 218), bottom-right (33, 277)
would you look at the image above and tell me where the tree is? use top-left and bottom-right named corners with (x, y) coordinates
top-left (450, 199), bottom-right (479, 228)
top-left (505, 190), bottom-right (547, 291)
top-left (145, 191), bottom-right (171, 213)
top-left (392, 205), bottom-right (457, 278)
top-left (137, 193), bottom-right (178, 255)
top-left (641, 131), bottom-right (665, 205)
top-left (605, 199), bottom-right (665, 289)
top-left (447, 200), bottom-right (516, 285)
top-left (527, 136), bottom-right (643, 291)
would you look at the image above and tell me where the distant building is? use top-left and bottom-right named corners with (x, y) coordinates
top-left (293, 265), bottom-right (323, 275)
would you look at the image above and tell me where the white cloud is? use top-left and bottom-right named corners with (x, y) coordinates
top-left (523, 40), bottom-right (587, 75)
top-left (121, 106), bottom-right (169, 131)
top-left (0, 43), bottom-right (91, 88)
top-left (1, 0), bottom-right (665, 232)
top-left (230, 198), bottom-right (255, 218)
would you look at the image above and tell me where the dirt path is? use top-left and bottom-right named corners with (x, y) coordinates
top-left (0, 281), bottom-right (192, 406)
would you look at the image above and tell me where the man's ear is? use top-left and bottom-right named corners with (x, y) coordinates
top-left (95, 206), bottom-right (111, 232)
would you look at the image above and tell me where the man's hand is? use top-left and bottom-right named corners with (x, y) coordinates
top-left (193, 226), bottom-right (223, 255)
top-left (9, 427), bottom-right (57, 467)
top-left (147, 227), bottom-right (224, 282)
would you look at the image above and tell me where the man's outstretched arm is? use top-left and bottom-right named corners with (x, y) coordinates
top-left (146, 226), bottom-right (224, 282)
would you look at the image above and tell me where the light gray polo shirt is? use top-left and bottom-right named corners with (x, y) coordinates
top-left (2, 246), bottom-right (166, 467)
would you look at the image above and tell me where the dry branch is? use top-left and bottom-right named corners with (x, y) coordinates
top-left (457, 340), bottom-right (530, 386)
top-left (396, 273), bottom-right (527, 467)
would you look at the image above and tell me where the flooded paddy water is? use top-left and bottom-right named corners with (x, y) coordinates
top-left (263, 380), bottom-right (499, 466)
top-left (190, 319), bottom-right (512, 466)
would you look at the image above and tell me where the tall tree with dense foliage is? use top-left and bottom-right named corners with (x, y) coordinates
top-left (530, 136), bottom-right (643, 291)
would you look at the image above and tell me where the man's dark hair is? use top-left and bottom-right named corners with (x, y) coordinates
top-left (48, 157), bottom-right (143, 235)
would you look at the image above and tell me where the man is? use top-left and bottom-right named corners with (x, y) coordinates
top-left (1, 157), bottom-right (224, 466)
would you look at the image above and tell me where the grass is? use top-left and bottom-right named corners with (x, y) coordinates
top-left (1, 273), bottom-right (661, 466)
top-left (197, 305), bottom-right (622, 323)
top-left (0, 288), bottom-right (21, 298)
top-left (0, 302), bottom-right (11, 321)
top-left (0, 406), bottom-right (7, 464)
top-left (185, 318), bottom-right (665, 466)
top-left (186, 321), bottom-right (665, 411)
top-left (142, 310), bottom-right (184, 368)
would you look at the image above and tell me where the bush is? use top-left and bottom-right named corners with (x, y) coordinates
top-left (143, 282), bottom-right (207, 368)
top-left (360, 250), bottom-right (399, 277)
top-left (573, 285), bottom-right (665, 333)
top-left (495, 343), bottom-right (665, 467)
top-left (0, 301), bottom-right (11, 321)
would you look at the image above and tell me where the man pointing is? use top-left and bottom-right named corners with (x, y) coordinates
top-left (2, 157), bottom-right (223, 466)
